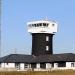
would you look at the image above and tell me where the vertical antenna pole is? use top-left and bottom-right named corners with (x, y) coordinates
top-left (14, 48), bottom-right (17, 54)
top-left (0, 0), bottom-right (1, 57)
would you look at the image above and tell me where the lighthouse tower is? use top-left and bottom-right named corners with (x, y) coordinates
top-left (27, 19), bottom-right (58, 56)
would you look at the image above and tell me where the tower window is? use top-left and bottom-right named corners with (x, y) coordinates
top-left (32, 24), bottom-right (34, 27)
top-left (43, 23), bottom-right (49, 27)
top-left (39, 23), bottom-right (42, 26)
top-left (32, 24), bottom-right (43, 27)
top-left (6, 63), bottom-right (8, 65)
top-left (46, 46), bottom-right (49, 51)
top-left (34, 24), bottom-right (37, 27)
top-left (46, 23), bottom-right (49, 27)
top-left (43, 23), bottom-right (46, 26)
top-left (29, 24), bottom-right (32, 27)
top-left (37, 24), bottom-right (39, 26)
top-left (52, 24), bottom-right (55, 26)
top-left (46, 36), bottom-right (49, 41)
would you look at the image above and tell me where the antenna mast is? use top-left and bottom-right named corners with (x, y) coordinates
top-left (14, 48), bottom-right (17, 54)
top-left (0, 0), bottom-right (1, 57)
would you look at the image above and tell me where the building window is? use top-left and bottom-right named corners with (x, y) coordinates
top-left (29, 24), bottom-right (32, 27)
top-left (15, 63), bottom-right (20, 70)
top-left (46, 36), bottom-right (49, 41)
top-left (46, 46), bottom-right (49, 51)
top-left (43, 23), bottom-right (46, 26)
top-left (52, 63), bottom-right (54, 67)
top-left (43, 23), bottom-right (49, 27)
top-left (24, 63), bottom-right (29, 69)
top-left (6, 63), bottom-right (8, 65)
top-left (58, 62), bottom-right (66, 67)
top-left (52, 24), bottom-right (55, 26)
top-left (32, 24), bottom-right (34, 27)
top-left (34, 24), bottom-right (37, 27)
top-left (31, 63), bottom-right (36, 68)
top-left (39, 23), bottom-right (42, 26)
top-left (40, 63), bottom-right (46, 69)
top-left (71, 63), bottom-right (74, 67)
top-left (0, 63), bottom-right (1, 67)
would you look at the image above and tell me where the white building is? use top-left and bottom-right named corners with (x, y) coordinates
top-left (0, 53), bottom-right (75, 71)
top-left (0, 19), bottom-right (75, 71)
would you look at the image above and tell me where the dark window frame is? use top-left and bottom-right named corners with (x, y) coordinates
top-left (15, 63), bottom-right (20, 70)
top-left (40, 63), bottom-right (46, 69)
top-left (71, 63), bottom-right (75, 67)
top-left (58, 62), bottom-right (66, 67)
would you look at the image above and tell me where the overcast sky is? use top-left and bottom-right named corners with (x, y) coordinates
top-left (1, 0), bottom-right (75, 56)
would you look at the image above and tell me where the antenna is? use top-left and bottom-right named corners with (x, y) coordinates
top-left (14, 48), bottom-right (17, 54)
top-left (0, 0), bottom-right (1, 57)
top-left (45, 16), bottom-right (48, 21)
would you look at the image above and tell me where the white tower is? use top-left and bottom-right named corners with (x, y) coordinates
top-left (27, 19), bottom-right (58, 56)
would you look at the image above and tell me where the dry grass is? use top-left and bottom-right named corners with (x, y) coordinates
top-left (0, 70), bottom-right (75, 75)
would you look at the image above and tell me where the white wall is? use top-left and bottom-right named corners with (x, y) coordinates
top-left (46, 63), bottom-right (52, 69)
top-left (28, 20), bottom-right (58, 34)
top-left (1, 63), bottom-right (15, 68)
top-left (36, 63), bottom-right (40, 69)
top-left (20, 63), bottom-right (24, 70)
top-left (54, 63), bottom-right (58, 68)
top-left (18, 63), bottom-right (31, 71)
top-left (66, 62), bottom-right (75, 68)
top-left (66, 62), bottom-right (71, 68)
top-left (1, 62), bottom-right (75, 71)
top-left (1, 63), bottom-right (31, 70)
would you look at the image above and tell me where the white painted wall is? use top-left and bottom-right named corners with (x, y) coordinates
top-left (1, 63), bottom-right (32, 71)
top-left (66, 62), bottom-right (71, 68)
top-left (20, 63), bottom-right (24, 70)
top-left (1, 63), bottom-right (15, 68)
top-left (1, 63), bottom-right (5, 68)
top-left (28, 20), bottom-right (58, 34)
top-left (46, 63), bottom-right (52, 69)
top-left (1, 62), bottom-right (75, 71)
top-left (28, 64), bottom-right (31, 68)
top-left (66, 62), bottom-right (75, 68)
top-left (36, 63), bottom-right (40, 69)
top-left (54, 63), bottom-right (58, 68)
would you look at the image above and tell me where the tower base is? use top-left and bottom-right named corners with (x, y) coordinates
top-left (32, 33), bottom-right (53, 56)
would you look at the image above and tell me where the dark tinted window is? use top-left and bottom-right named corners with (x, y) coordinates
top-left (58, 62), bottom-right (66, 67)
top-left (31, 23), bottom-right (48, 27)
top-left (32, 24), bottom-right (34, 27)
top-left (37, 24), bottom-right (39, 26)
top-left (71, 63), bottom-right (74, 67)
top-left (43, 23), bottom-right (49, 27)
top-left (39, 23), bottom-right (42, 26)
top-left (29, 24), bottom-right (32, 27)
top-left (43, 23), bottom-right (46, 26)
top-left (52, 24), bottom-right (55, 26)
top-left (40, 63), bottom-right (46, 69)
top-left (34, 24), bottom-right (36, 27)
top-left (31, 63), bottom-right (36, 68)
top-left (46, 23), bottom-right (49, 26)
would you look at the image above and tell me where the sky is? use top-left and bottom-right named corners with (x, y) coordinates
top-left (1, 0), bottom-right (75, 56)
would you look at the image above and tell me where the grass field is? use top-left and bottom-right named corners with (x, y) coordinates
top-left (0, 70), bottom-right (75, 75)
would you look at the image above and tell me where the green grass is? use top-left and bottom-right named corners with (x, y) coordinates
top-left (0, 70), bottom-right (75, 75)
